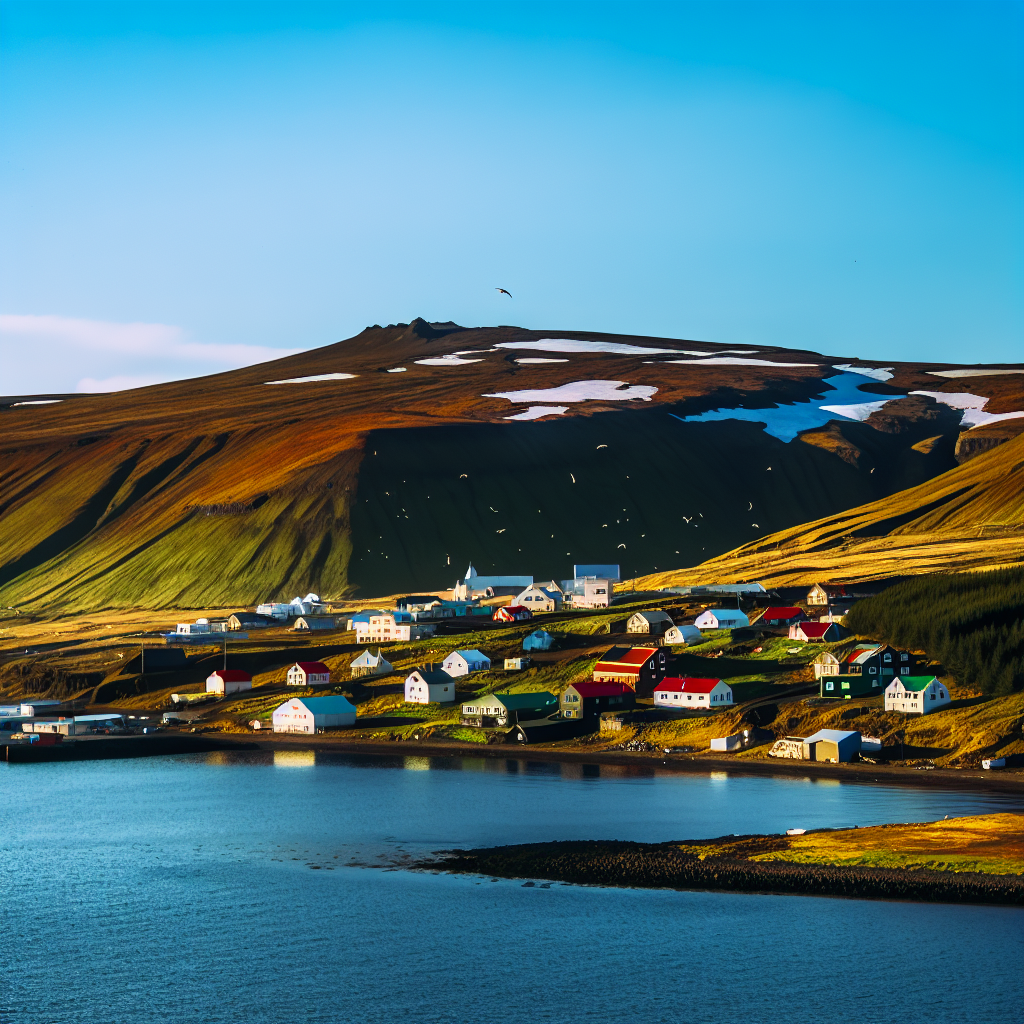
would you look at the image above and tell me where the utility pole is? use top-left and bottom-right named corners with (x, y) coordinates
top-left (141, 640), bottom-right (145, 677)
top-left (223, 637), bottom-right (227, 671)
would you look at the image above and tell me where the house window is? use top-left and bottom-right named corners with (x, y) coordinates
top-left (687, 695), bottom-right (693, 701)
top-left (884, 654), bottom-right (892, 663)
top-left (825, 682), bottom-right (833, 690)
top-left (901, 667), bottom-right (909, 675)
top-left (930, 693), bottom-right (935, 700)
top-left (901, 653), bottom-right (909, 661)
top-left (869, 667), bottom-right (876, 674)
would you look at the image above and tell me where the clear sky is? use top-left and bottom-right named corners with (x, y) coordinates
top-left (1, 1), bottom-right (1021, 393)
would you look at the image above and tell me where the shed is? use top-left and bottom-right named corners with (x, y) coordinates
top-left (522, 630), bottom-right (555, 652)
top-left (493, 605), bottom-right (532, 623)
top-left (272, 695), bottom-right (356, 733)
top-left (206, 669), bottom-right (253, 695)
top-left (19, 700), bottom-right (62, 717)
top-left (461, 692), bottom-right (558, 728)
top-left (227, 612), bottom-right (275, 630)
top-left (293, 616), bottom-right (337, 631)
top-left (802, 729), bottom-right (861, 762)
top-left (405, 667), bottom-right (456, 704)
top-left (663, 624), bottom-right (703, 646)
top-left (505, 657), bottom-right (531, 671)
top-left (653, 677), bottom-right (733, 709)
top-left (693, 609), bottom-right (750, 630)
top-left (884, 676), bottom-right (950, 715)
top-left (626, 610), bottom-right (675, 635)
top-left (443, 649), bottom-right (491, 677)
top-left (350, 649), bottom-right (393, 679)
top-left (286, 661), bottom-right (331, 687)
top-left (508, 720), bottom-right (589, 744)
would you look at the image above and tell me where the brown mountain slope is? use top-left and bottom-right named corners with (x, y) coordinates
top-left (630, 433), bottom-right (1024, 590)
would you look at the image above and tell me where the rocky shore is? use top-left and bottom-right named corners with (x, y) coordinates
top-left (424, 839), bottom-right (1024, 906)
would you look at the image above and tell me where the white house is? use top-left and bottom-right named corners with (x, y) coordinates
top-left (356, 613), bottom-right (436, 643)
top-left (663, 624), bottom-right (703, 646)
top-left (286, 661), bottom-right (331, 687)
top-left (350, 649), bottom-right (392, 679)
top-left (515, 583), bottom-right (562, 612)
top-left (693, 608), bottom-right (750, 630)
top-left (653, 677), bottom-right (733, 708)
top-left (257, 603), bottom-right (293, 620)
top-left (562, 577), bottom-right (612, 608)
top-left (884, 676), bottom-right (950, 715)
top-left (272, 695), bottom-right (356, 733)
top-left (627, 610), bottom-right (675, 635)
top-left (175, 621), bottom-right (211, 635)
top-left (443, 649), bottom-right (491, 677)
top-left (205, 669), bottom-right (252, 695)
top-left (404, 667), bottom-right (456, 704)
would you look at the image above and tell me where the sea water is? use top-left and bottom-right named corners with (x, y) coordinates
top-left (3, 752), bottom-right (1021, 1023)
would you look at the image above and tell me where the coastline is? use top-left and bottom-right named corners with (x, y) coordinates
top-left (419, 832), bottom-right (1024, 907)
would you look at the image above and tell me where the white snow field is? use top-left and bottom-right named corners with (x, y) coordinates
top-left (831, 363), bottom-right (894, 381)
top-left (503, 406), bottom-right (570, 420)
top-left (485, 380), bottom-right (658, 404)
top-left (495, 339), bottom-right (757, 357)
top-left (665, 356), bottom-right (818, 367)
top-left (514, 357), bottom-right (570, 364)
top-left (264, 373), bottom-right (357, 384)
top-left (414, 355), bottom-right (484, 365)
top-left (819, 400), bottom-right (892, 421)
top-left (910, 391), bottom-right (1024, 428)
top-left (927, 368), bottom-right (1024, 378)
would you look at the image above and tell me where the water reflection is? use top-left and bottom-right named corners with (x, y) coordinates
top-left (274, 750), bottom-right (315, 768)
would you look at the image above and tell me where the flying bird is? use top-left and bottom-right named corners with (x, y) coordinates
top-left (570, 473), bottom-right (576, 483)
top-left (497, 529), bottom-right (506, 534)
top-left (496, 288), bottom-right (513, 298)
top-left (596, 444), bottom-right (607, 449)
top-left (617, 543), bottom-right (626, 549)
top-left (748, 502), bottom-right (753, 511)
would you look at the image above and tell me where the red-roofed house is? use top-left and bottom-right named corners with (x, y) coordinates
top-left (789, 621), bottom-right (842, 643)
top-left (592, 645), bottom-right (668, 695)
top-left (654, 677), bottom-right (734, 708)
top-left (493, 605), bottom-right (532, 623)
top-left (759, 606), bottom-right (807, 627)
top-left (287, 661), bottom-right (331, 687)
top-left (560, 681), bottom-right (636, 720)
top-left (206, 669), bottom-right (253, 695)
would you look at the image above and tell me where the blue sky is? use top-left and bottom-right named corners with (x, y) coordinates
top-left (1, 1), bottom-right (1021, 392)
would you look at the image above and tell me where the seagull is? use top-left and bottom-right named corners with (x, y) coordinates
top-left (752, 523), bottom-right (759, 528)
top-left (459, 473), bottom-right (468, 478)
top-left (496, 288), bottom-right (513, 298)
top-left (497, 529), bottom-right (506, 534)
top-left (617, 543), bottom-right (626, 549)
top-left (570, 473), bottom-right (576, 483)
top-left (596, 444), bottom-right (607, 449)
top-left (748, 502), bottom-right (753, 511)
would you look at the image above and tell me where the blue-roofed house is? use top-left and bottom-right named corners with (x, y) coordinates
top-left (442, 649), bottom-right (491, 677)
top-left (271, 695), bottom-right (357, 733)
top-left (523, 630), bottom-right (555, 652)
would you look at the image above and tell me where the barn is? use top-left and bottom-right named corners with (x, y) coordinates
top-left (693, 609), bottom-right (750, 629)
top-left (205, 669), bottom-right (253, 695)
top-left (272, 695), bottom-right (357, 733)
top-left (286, 661), bottom-right (331, 687)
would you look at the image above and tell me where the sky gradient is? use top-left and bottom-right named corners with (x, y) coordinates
top-left (1, 1), bottom-right (1022, 393)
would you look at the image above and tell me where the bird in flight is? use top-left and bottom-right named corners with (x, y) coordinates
top-left (496, 287), bottom-right (512, 298)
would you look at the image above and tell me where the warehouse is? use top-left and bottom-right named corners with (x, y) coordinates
top-left (272, 696), bottom-right (357, 733)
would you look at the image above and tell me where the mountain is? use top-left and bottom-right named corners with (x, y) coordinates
top-left (632, 433), bottom-right (1024, 590)
top-left (1, 319), bottom-right (1021, 611)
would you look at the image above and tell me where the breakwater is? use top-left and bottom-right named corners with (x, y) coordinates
top-left (4, 735), bottom-right (257, 763)
top-left (427, 839), bottom-right (1024, 906)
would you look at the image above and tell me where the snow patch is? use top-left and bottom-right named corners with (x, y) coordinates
top-left (831, 363), bottom-right (894, 381)
top-left (415, 355), bottom-right (484, 366)
top-left (387, 367), bottom-right (407, 373)
top-left (927, 368), bottom-right (1024, 378)
top-left (485, 380), bottom-right (658, 404)
top-left (515, 357), bottom-right (570, 364)
top-left (665, 357), bottom-right (818, 368)
top-left (265, 373), bottom-right (357, 384)
top-left (496, 339), bottom-right (754, 357)
top-left (819, 401), bottom-right (892, 421)
top-left (11, 399), bottom-right (63, 406)
top-left (503, 406), bottom-right (569, 421)
top-left (910, 390), bottom-right (1024, 429)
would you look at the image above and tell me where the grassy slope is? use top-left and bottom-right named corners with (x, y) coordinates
top-left (632, 433), bottom-right (1024, 590)
top-left (678, 813), bottom-right (1024, 875)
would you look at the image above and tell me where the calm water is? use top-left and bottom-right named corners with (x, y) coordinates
top-left (3, 751), bottom-right (1022, 1024)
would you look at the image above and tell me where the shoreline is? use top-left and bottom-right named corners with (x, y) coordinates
top-left (234, 735), bottom-right (1024, 793)
top-left (419, 837), bottom-right (1024, 907)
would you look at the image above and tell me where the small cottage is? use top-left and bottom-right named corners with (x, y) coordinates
top-left (653, 677), bottom-right (733, 709)
top-left (493, 605), bottom-right (532, 623)
top-left (515, 584), bottom-right (562, 613)
top-left (205, 669), bottom-right (253, 695)
top-left (522, 630), bottom-right (555, 652)
top-left (789, 621), bottom-right (842, 643)
top-left (405, 667), bottom-right (455, 704)
top-left (693, 609), bottom-right (750, 630)
top-left (504, 657), bottom-right (530, 671)
top-left (293, 615), bottom-right (336, 631)
top-left (350, 649), bottom-right (392, 679)
top-left (663, 624), bottom-right (703, 646)
top-left (286, 661), bottom-right (331, 687)
top-left (884, 676), bottom-right (950, 714)
top-left (560, 681), bottom-right (635, 720)
top-left (443, 649), bottom-right (491, 677)
top-left (626, 610), bottom-right (675, 635)
top-left (759, 606), bottom-right (806, 627)
top-left (271, 695), bottom-right (356, 733)
top-left (820, 674), bottom-right (882, 699)
top-left (592, 646), bottom-right (668, 695)
top-left (461, 691), bottom-right (558, 728)
top-left (812, 650), bottom-right (844, 679)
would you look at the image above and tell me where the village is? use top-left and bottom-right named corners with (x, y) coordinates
top-left (3, 562), bottom-right (1009, 771)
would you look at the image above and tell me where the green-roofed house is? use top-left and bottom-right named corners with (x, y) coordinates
top-left (461, 692), bottom-right (558, 728)
top-left (884, 676), bottom-right (950, 714)
top-left (820, 674), bottom-right (884, 699)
